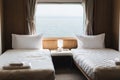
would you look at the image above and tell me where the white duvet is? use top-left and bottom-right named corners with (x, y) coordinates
top-left (0, 49), bottom-right (53, 70)
top-left (72, 48), bottom-right (120, 80)
top-left (0, 49), bottom-right (55, 80)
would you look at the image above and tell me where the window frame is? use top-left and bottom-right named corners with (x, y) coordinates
top-left (35, 3), bottom-right (84, 38)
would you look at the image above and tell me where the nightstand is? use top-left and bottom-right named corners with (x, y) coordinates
top-left (51, 50), bottom-right (73, 69)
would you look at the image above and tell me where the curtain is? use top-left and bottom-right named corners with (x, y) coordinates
top-left (26, 0), bottom-right (37, 35)
top-left (82, 0), bottom-right (94, 35)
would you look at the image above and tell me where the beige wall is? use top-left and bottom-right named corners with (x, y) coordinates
top-left (113, 0), bottom-right (120, 50)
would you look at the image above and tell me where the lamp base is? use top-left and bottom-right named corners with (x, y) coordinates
top-left (57, 48), bottom-right (63, 52)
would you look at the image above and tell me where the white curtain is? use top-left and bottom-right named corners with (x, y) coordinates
top-left (82, 0), bottom-right (94, 35)
top-left (26, 0), bottom-right (37, 35)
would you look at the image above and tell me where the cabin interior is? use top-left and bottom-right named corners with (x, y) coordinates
top-left (0, 0), bottom-right (120, 80)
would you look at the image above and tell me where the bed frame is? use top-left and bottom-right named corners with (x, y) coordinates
top-left (74, 60), bottom-right (93, 80)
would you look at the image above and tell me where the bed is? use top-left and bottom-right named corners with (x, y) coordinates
top-left (0, 49), bottom-right (55, 80)
top-left (72, 48), bottom-right (120, 80)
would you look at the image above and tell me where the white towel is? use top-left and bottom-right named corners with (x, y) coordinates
top-left (2, 65), bottom-right (30, 70)
top-left (9, 63), bottom-right (23, 66)
top-left (2, 62), bottom-right (31, 70)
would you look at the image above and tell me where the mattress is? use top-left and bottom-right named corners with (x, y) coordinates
top-left (72, 48), bottom-right (120, 80)
top-left (0, 49), bottom-right (55, 80)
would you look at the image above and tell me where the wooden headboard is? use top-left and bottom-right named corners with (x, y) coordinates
top-left (43, 38), bottom-right (77, 50)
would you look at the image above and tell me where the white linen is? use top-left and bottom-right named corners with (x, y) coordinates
top-left (0, 49), bottom-right (55, 80)
top-left (72, 48), bottom-right (120, 80)
top-left (76, 33), bottom-right (105, 49)
top-left (0, 49), bottom-right (53, 70)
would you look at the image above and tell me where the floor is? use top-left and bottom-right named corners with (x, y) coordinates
top-left (55, 68), bottom-right (87, 80)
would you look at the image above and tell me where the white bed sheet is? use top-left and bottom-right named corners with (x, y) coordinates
top-left (0, 49), bottom-right (55, 80)
top-left (72, 48), bottom-right (120, 80)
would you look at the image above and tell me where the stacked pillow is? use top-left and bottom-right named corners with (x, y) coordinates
top-left (76, 33), bottom-right (105, 49)
top-left (12, 34), bottom-right (43, 49)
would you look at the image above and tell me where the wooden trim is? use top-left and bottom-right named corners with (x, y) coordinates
top-left (74, 60), bottom-right (93, 80)
top-left (43, 37), bottom-right (77, 50)
top-left (0, 0), bottom-right (2, 53)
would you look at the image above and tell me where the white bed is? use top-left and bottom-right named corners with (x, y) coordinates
top-left (72, 48), bottom-right (120, 80)
top-left (0, 49), bottom-right (55, 80)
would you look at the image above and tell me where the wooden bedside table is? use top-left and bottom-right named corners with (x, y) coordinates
top-left (51, 50), bottom-right (73, 69)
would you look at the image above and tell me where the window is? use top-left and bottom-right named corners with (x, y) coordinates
top-left (35, 4), bottom-right (83, 37)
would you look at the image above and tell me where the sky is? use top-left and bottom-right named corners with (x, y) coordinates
top-left (35, 4), bottom-right (83, 17)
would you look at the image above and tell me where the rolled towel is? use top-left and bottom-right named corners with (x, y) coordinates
top-left (9, 63), bottom-right (23, 66)
top-left (2, 65), bottom-right (30, 70)
top-left (115, 61), bottom-right (120, 65)
top-left (3, 62), bottom-right (31, 70)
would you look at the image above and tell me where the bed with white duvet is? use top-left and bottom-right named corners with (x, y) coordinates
top-left (0, 49), bottom-right (55, 80)
top-left (72, 48), bottom-right (120, 80)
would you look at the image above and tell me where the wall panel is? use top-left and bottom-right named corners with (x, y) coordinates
top-left (43, 38), bottom-right (77, 50)
top-left (112, 0), bottom-right (120, 50)
top-left (0, 0), bottom-right (3, 53)
top-left (4, 0), bottom-right (26, 50)
top-left (93, 0), bottom-right (113, 48)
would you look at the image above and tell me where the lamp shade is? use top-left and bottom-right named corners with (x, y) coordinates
top-left (57, 39), bottom-right (63, 48)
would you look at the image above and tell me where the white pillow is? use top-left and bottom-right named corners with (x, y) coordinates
top-left (76, 33), bottom-right (105, 49)
top-left (12, 34), bottom-right (43, 49)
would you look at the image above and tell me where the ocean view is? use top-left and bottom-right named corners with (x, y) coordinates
top-left (35, 16), bottom-right (83, 37)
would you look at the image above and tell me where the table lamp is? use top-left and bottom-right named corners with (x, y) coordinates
top-left (57, 39), bottom-right (63, 52)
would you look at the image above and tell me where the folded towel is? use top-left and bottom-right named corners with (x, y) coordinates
top-left (115, 61), bottom-right (120, 65)
top-left (9, 63), bottom-right (23, 66)
top-left (2, 65), bottom-right (30, 70)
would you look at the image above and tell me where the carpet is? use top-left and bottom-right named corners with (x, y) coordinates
top-left (55, 68), bottom-right (87, 80)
